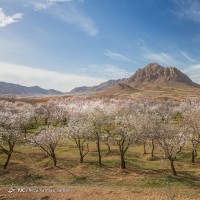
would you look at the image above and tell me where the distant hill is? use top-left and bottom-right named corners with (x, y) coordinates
top-left (100, 83), bottom-right (140, 95)
top-left (69, 63), bottom-right (200, 95)
top-left (70, 79), bottom-right (126, 94)
top-left (0, 82), bottom-right (63, 96)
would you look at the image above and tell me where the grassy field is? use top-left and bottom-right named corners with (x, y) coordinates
top-left (0, 141), bottom-right (200, 200)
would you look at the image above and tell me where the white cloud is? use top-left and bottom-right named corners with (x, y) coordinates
top-left (180, 50), bottom-right (196, 62)
top-left (182, 64), bottom-right (200, 83)
top-left (104, 50), bottom-right (133, 62)
top-left (82, 64), bottom-right (131, 79)
top-left (142, 47), bottom-right (178, 66)
top-left (57, 6), bottom-right (99, 36)
top-left (31, 1), bottom-right (99, 36)
top-left (0, 62), bottom-right (106, 92)
top-left (32, 0), bottom-right (74, 10)
top-left (103, 64), bottom-right (131, 78)
top-left (172, 0), bottom-right (200, 23)
top-left (0, 8), bottom-right (23, 27)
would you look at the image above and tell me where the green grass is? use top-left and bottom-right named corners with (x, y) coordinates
top-left (0, 140), bottom-right (200, 198)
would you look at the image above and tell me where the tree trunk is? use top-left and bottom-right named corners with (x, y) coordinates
top-left (52, 155), bottom-right (57, 166)
top-left (170, 160), bottom-right (177, 176)
top-left (80, 155), bottom-right (84, 163)
top-left (143, 141), bottom-right (147, 155)
top-left (79, 149), bottom-right (84, 163)
top-left (76, 139), bottom-right (86, 163)
top-left (151, 139), bottom-right (155, 157)
top-left (3, 152), bottom-right (12, 169)
top-left (106, 143), bottom-right (111, 154)
top-left (49, 146), bottom-right (57, 166)
top-left (120, 153), bottom-right (126, 169)
top-left (96, 139), bottom-right (102, 165)
top-left (192, 148), bottom-right (197, 163)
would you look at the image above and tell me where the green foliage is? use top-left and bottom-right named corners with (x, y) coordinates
top-left (147, 157), bottom-right (160, 161)
top-left (173, 112), bottom-right (183, 121)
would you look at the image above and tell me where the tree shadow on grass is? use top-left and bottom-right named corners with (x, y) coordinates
top-left (166, 171), bottom-right (200, 189)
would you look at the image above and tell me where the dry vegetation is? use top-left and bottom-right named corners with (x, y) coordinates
top-left (0, 141), bottom-right (200, 200)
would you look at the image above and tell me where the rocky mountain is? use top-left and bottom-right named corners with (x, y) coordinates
top-left (0, 82), bottom-right (63, 96)
top-left (127, 63), bottom-right (199, 88)
top-left (70, 63), bottom-right (200, 95)
top-left (70, 79), bottom-right (126, 94)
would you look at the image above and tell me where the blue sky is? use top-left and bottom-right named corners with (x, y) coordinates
top-left (0, 0), bottom-right (200, 92)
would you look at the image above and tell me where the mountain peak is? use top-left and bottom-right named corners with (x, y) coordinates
top-left (69, 63), bottom-right (200, 95)
top-left (144, 63), bottom-right (162, 70)
top-left (128, 64), bottom-right (195, 86)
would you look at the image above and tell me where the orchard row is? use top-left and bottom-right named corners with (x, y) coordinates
top-left (0, 97), bottom-right (199, 176)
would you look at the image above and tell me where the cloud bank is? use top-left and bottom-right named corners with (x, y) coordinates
top-left (30, 0), bottom-right (99, 36)
top-left (182, 64), bottom-right (200, 84)
top-left (172, 0), bottom-right (200, 23)
top-left (31, 0), bottom-right (74, 10)
top-left (0, 8), bottom-right (23, 27)
top-left (0, 62), bottom-right (106, 92)
top-left (180, 50), bottom-right (196, 62)
top-left (104, 50), bottom-right (133, 62)
top-left (55, 6), bottom-right (99, 36)
top-left (142, 47), bottom-right (178, 66)
top-left (81, 64), bottom-right (131, 79)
